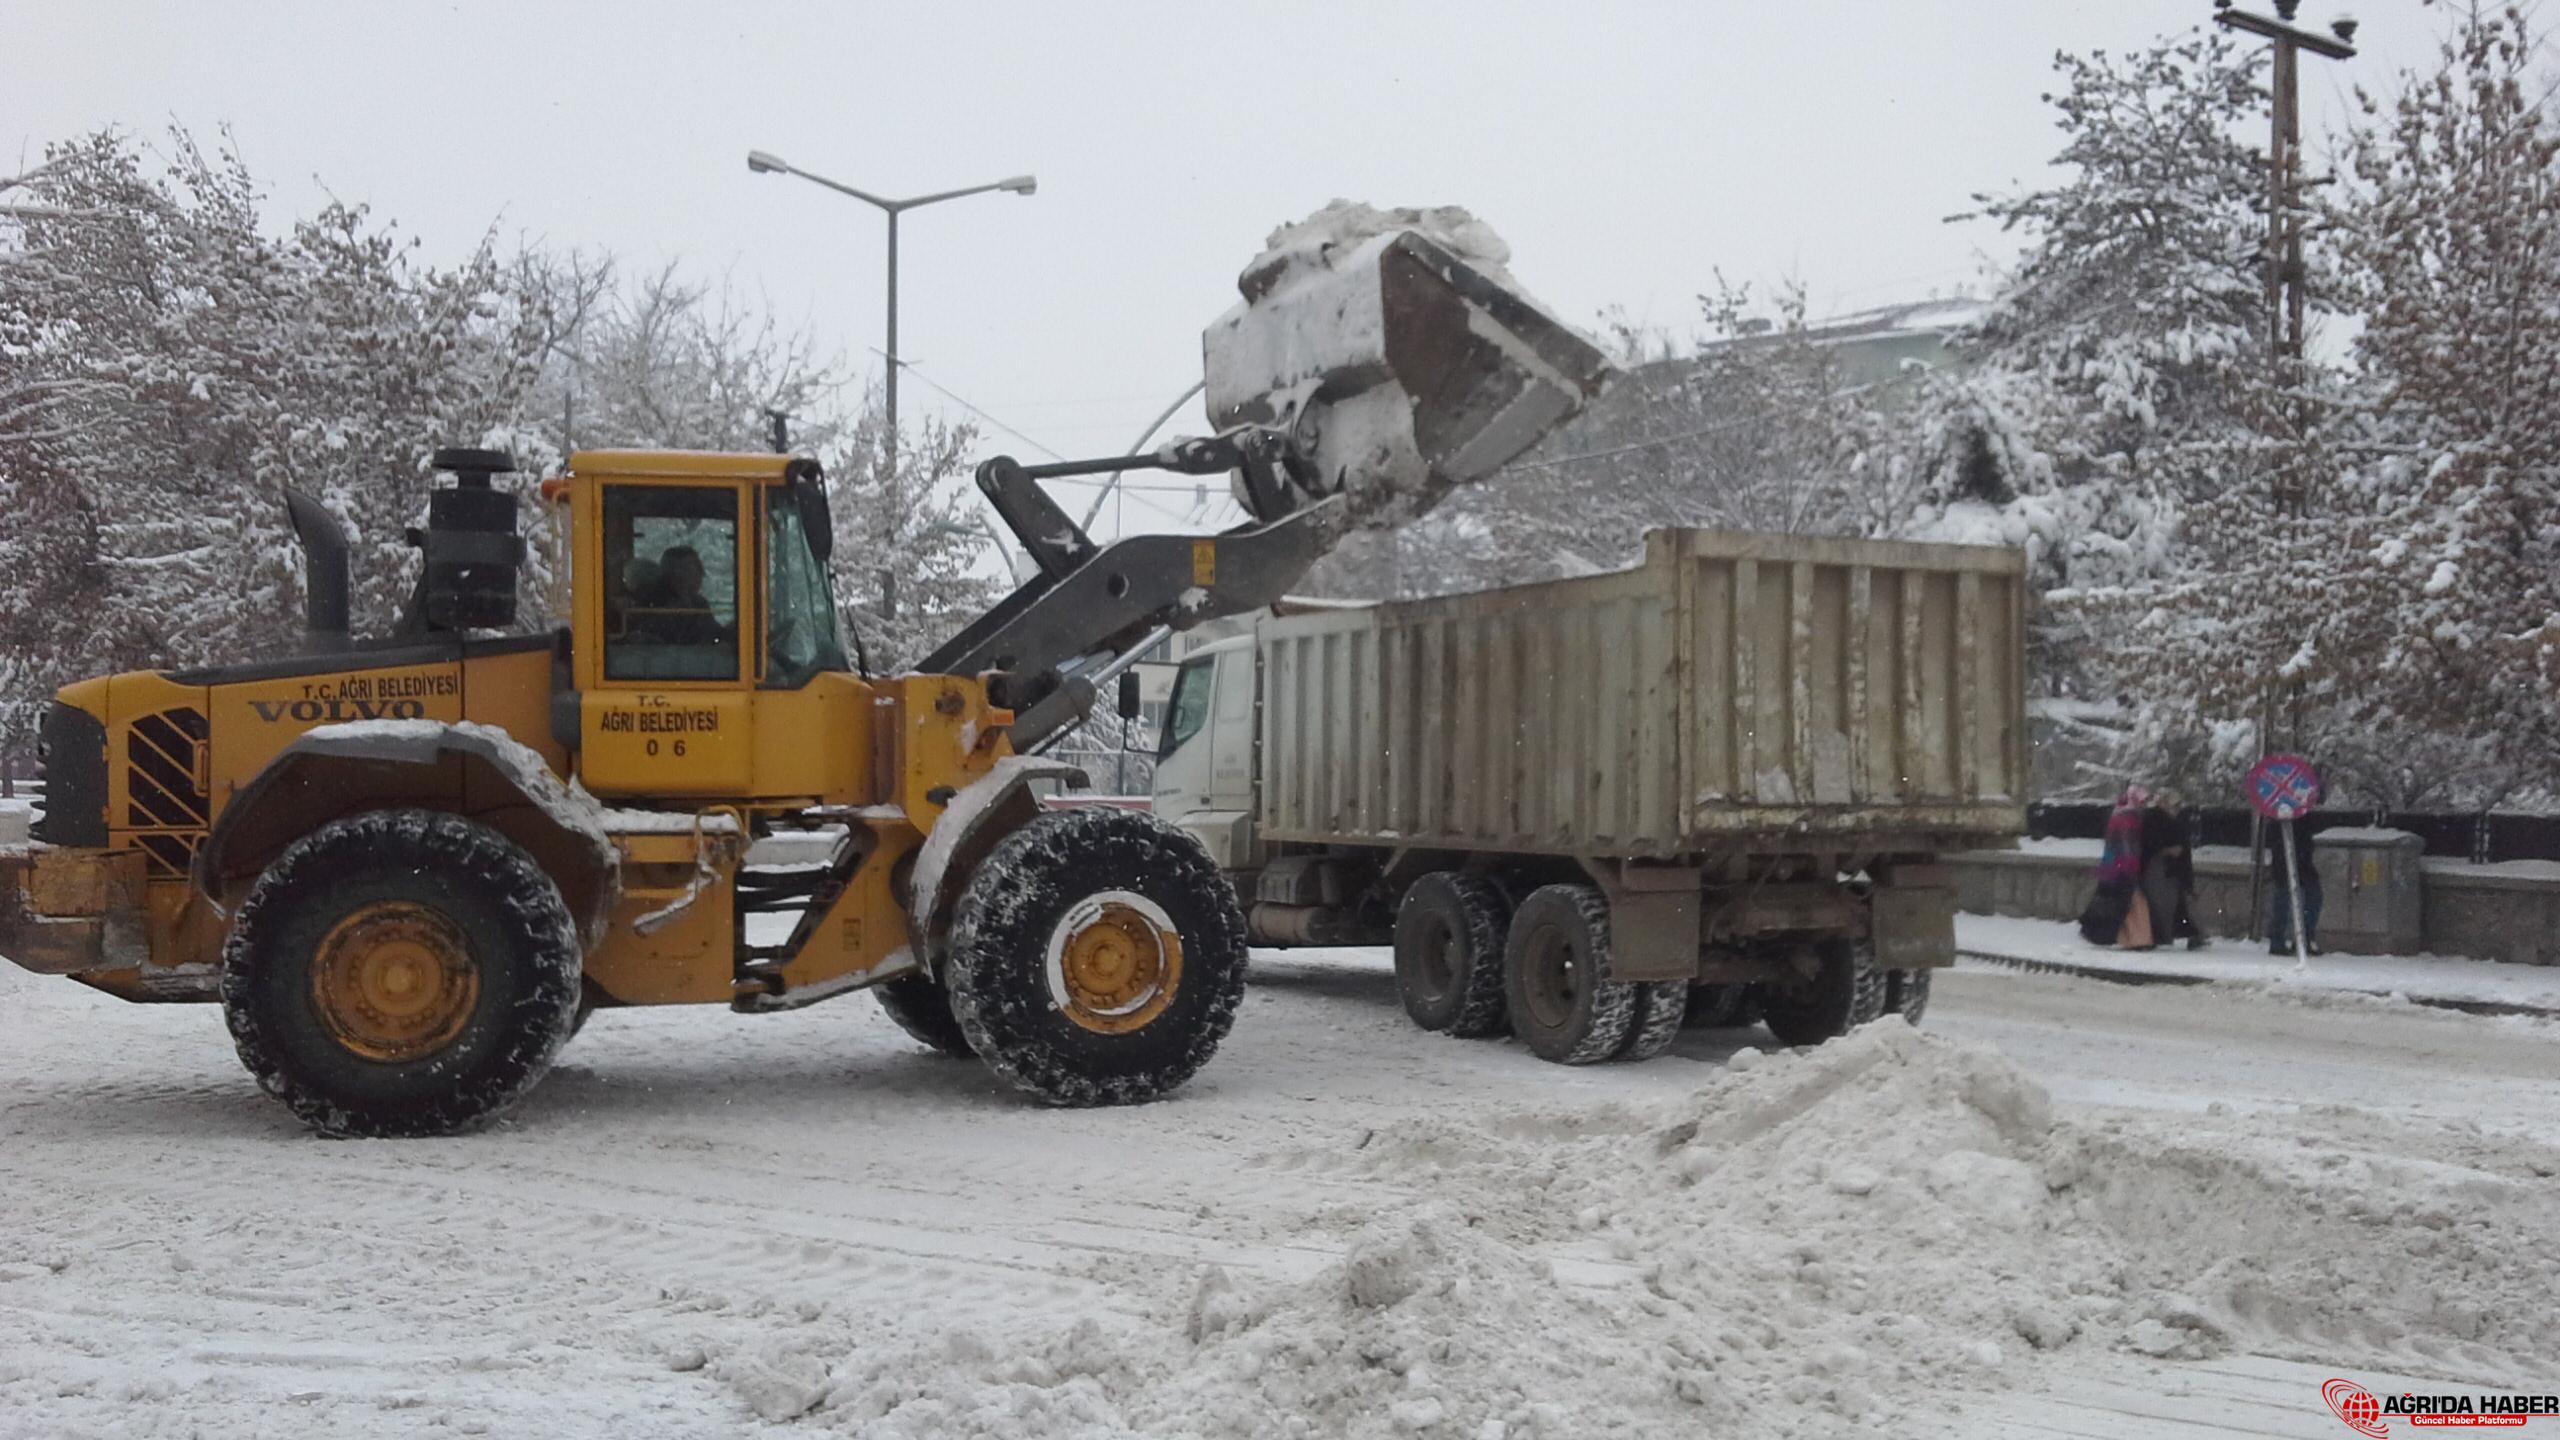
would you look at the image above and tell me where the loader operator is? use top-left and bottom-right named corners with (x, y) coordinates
top-left (630, 545), bottom-right (727, 646)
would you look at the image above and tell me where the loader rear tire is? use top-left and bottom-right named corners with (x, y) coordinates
top-left (1393, 871), bottom-right (1511, 1038)
top-left (220, 809), bottom-right (582, 1138)
top-left (874, 971), bottom-right (974, 1057)
top-left (944, 808), bottom-right (1247, 1106)
top-left (1503, 884), bottom-right (1638, 1065)
top-left (1759, 936), bottom-right (1888, 1047)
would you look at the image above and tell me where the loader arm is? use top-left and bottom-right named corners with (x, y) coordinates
top-left (933, 225), bottom-right (1615, 751)
top-left (920, 429), bottom-right (1344, 745)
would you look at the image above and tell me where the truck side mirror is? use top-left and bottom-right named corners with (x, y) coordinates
top-left (1117, 671), bottom-right (1142, 721)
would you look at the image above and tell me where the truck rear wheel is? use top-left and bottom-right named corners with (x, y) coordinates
top-left (1885, 967), bottom-right (1932, 1025)
top-left (1617, 981), bottom-right (1689, 1061)
top-left (874, 971), bottom-right (974, 1056)
top-left (944, 808), bottom-right (1247, 1106)
top-left (1392, 871), bottom-right (1510, 1037)
top-left (1759, 936), bottom-right (1888, 1047)
top-left (1683, 982), bottom-right (1743, 1029)
top-left (220, 809), bottom-right (583, 1138)
top-left (1502, 884), bottom-right (1638, 1065)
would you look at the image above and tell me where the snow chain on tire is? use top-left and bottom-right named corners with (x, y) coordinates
top-left (1392, 871), bottom-right (1511, 1038)
top-left (944, 807), bottom-right (1247, 1106)
top-left (1886, 967), bottom-right (1932, 1026)
top-left (220, 808), bottom-right (583, 1139)
top-left (1502, 884), bottom-right (1639, 1065)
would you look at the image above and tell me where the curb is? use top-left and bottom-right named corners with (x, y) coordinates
top-left (1956, 950), bottom-right (2560, 1022)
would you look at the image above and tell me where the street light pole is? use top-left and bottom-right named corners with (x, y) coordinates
top-left (745, 150), bottom-right (1035, 616)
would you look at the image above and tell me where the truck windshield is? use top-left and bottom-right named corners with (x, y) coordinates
top-left (1161, 658), bottom-right (1213, 756)
top-left (763, 492), bottom-right (848, 687)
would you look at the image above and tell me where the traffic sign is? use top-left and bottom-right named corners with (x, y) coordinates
top-left (2244, 753), bottom-right (2322, 821)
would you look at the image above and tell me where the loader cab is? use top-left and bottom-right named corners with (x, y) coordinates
top-left (561, 450), bottom-right (862, 802)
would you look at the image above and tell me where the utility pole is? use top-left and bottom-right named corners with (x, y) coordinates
top-left (2215, 0), bottom-right (2356, 936)
top-left (2214, 0), bottom-right (2357, 511)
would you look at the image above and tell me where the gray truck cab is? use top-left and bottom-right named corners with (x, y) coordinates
top-left (1153, 634), bottom-right (1261, 873)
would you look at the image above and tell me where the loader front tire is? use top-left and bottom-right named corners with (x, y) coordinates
top-left (944, 808), bottom-right (1247, 1106)
top-left (1503, 884), bottom-right (1638, 1065)
top-left (873, 971), bottom-right (974, 1057)
top-left (1392, 871), bottom-right (1511, 1038)
top-left (221, 809), bottom-right (583, 1138)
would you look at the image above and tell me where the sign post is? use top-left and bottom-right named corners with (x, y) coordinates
top-left (2244, 753), bottom-right (2323, 968)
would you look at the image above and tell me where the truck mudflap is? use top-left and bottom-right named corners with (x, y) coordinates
top-left (0, 846), bottom-right (149, 976)
top-left (1871, 878), bottom-right (1958, 970)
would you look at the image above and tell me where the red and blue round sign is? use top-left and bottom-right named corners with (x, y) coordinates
top-left (2245, 753), bottom-right (2323, 821)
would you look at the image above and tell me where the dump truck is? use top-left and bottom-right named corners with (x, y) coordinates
top-left (0, 221), bottom-right (1611, 1135)
top-left (1151, 528), bottom-right (2029, 1063)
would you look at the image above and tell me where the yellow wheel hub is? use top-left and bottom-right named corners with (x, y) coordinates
top-left (310, 901), bottom-right (480, 1062)
top-left (1046, 893), bottom-right (1182, 1035)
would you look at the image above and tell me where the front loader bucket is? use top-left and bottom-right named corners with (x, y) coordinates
top-left (1202, 229), bottom-right (1613, 528)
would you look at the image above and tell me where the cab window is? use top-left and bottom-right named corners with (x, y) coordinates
top-left (604, 486), bottom-right (741, 682)
top-left (763, 490), bottom-right (848, 687)
top-left (1161, 657), bottom-right (1213, 756)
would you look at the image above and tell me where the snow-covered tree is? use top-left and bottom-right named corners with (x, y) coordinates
top-left (1930, 10), bottom-right (2560, 808)
top-left (2266, 3), bottom-right (2560, 802)
top-left (1913, 28), bottom-right (2273, 572)
top-left (1890, 28), bottom-right (2290, 796)
top-left (822, 395), bottom-right (1002, 673)
top-left (0, 125), bottom-right (555, 736)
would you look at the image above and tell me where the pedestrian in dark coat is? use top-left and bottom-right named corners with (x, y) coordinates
top-left (2139, 790), bottom-right (2208, 950)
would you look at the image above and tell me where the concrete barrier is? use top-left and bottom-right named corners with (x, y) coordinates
top-left (1951, 831), bottom-right (2555, 967)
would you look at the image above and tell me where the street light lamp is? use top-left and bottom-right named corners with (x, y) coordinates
top-left (746, 148), bottom-right (1035, 615)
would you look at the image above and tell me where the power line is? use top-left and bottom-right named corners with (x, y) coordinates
top-left (871, 350), bottom-right (1068, 462)
top-left (881, 354), bottom-right (1245, 533)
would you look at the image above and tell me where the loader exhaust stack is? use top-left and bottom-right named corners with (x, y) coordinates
top-left (283, 488), bottom-right (352, 654)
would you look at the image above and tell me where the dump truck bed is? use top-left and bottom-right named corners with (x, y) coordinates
top-left (1253, 528), bottom-right (2027, 858)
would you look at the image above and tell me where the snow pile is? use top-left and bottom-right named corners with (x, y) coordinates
top-left (767, 1209), bottom-right (1739, 1440)
top-left (1242, 201), bottom-right (1517, 296)
top-left (694, 1024), bottom-right (2560, 1436)
top-left (1538, 1024), bottom-right (2557, 1389)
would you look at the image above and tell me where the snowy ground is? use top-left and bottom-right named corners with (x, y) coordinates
top-left (1958, 912), bottom-right (2560, 1013)
top-left (4, 950), bottom-right (2556, 1439)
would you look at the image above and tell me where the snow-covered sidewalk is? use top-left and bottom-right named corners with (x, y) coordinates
top-left (1957, 912), bottom-right (2560, 1016)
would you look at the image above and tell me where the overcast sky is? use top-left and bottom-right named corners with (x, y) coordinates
top-left (4, 1), bottom-right (2451, 536)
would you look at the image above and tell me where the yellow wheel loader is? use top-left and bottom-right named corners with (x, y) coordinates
top-left (0, 226), bottom-right (1608, 1136)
